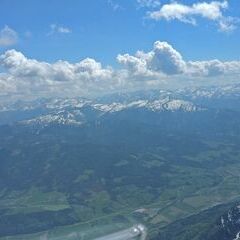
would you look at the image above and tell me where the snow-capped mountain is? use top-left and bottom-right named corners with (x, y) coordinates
top-left (21, 110), bottom-right (85, 126)
top-left (93, 98), bottom-right (200, 113)
top-left (17, 98), bottom-right (201, 126)
top-left (217, 204), bottom-right (240, 240)
top-left (181, 84), bottom-right (240, 99)
top-left (1, 84), bottom-right (240, 126)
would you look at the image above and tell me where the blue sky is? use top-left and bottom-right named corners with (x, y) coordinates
top-left (0, 0), bottom-right (240, 100)
top-left (0, 0), bottom-right (239, 63)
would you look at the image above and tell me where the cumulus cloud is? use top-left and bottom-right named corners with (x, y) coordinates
top-left (149, 41), bottom-right (186, 74)
top-left (117, 41), bottom-right (240, 78)
top-left (0, 49), bottom-right (113, 82)
top-left (117, 53), bottom-right (154, 80)
top-left (188, 60), bottom-right (240, 77)
top-left (0, 41), bottom-right (240, 100)
top-left (148, 1), bottom-right (238, 32)
top-left (117, 41), bottom-right (186, 76)
top-left (0, 26), bottom-right (18, 47)
top-left (0, 50), bottom-right (116, 99)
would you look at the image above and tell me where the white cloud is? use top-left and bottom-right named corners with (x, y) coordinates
top-left (57, 27), bottom-right (72, 34)
top-left (0, 50), bottom-right (113, 82)
top-left (149, 1), bottom-right (238, 32)
top-left (187, 60), bottom-right (240, 77)
top-left (137, 0), bottom-right (161, 8)
top-left (0, 26), bottom-right (18, 47)
top-left (0, 41), bottom-right (240, 100)
top-left (117, 41), bottom-right (240, 79)
top-left (117, 41), bottom-right (186, 76)
top-left (149, 41), bottom-right (186, 74)
top-left (0, 50), bottom-right (116, 99)
top-left (117, 53), bottom-right (153, 79)
top-left (48, 24), bottom-right (72, 35)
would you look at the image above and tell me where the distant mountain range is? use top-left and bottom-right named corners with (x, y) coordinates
top-left (1, 83), bottom-right (240, 127)
top-left (1, 84), bottom-right (240, 239)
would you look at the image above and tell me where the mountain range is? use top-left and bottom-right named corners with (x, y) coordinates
top-left (1, 84), bottom-right (240, 239)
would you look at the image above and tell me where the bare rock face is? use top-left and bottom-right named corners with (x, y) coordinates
top-left (216, 204), bottom-right (240, 240)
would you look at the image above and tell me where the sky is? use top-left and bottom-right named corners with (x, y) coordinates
top-left (0, 0), bottom-right (240, 101)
